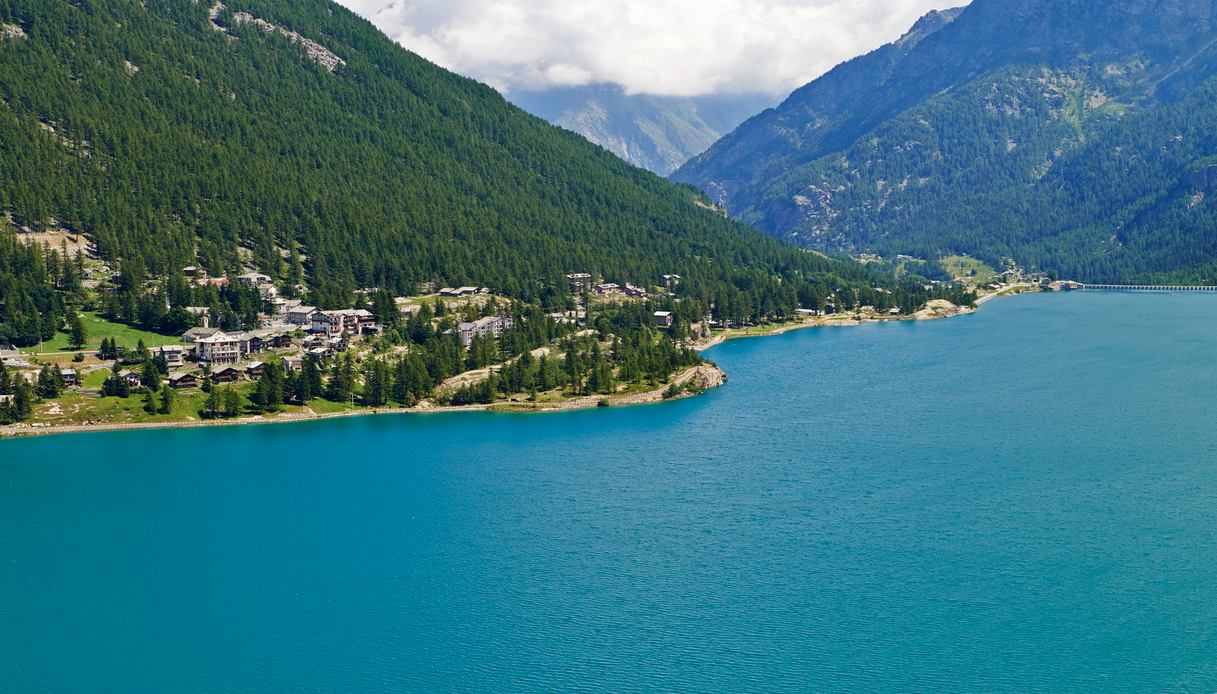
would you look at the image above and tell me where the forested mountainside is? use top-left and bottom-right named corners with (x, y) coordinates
top-left (674, 0), bottom-right (1217, 283)
top-left (510, 84), bottom-right (773, 175)
top-left (0, 0), bottom-right (967, 349)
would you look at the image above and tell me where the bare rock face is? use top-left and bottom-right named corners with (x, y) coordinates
top-left (232, 12), bottom-right (346, 73)
top-left (0, 23), bottom-right (26, 40)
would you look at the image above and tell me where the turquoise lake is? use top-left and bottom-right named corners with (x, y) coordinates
top-left (5, 291), bottom-right (1217, 692)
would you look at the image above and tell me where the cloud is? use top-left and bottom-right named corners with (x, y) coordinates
top-left (336, 0), bottom-right (968, 97)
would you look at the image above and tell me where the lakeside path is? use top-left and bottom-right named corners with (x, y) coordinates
top-left (1, 286), bottom-right (1032, 441)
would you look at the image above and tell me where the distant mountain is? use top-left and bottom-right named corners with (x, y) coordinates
top-left (510, 84), bottom-right (775, 175)
top-left (674, 0), bottom-right (1217, 283)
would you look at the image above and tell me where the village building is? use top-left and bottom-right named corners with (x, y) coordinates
top-left (168, 372), bottom-right (198, 389)
top-left (60, 369), bottom-right (80, 388)
top-left (182, 326), bottom-right (221, 343)
top-left (654, 311), bottom-right (674, 328)
top-left (212, 365), bottom-right (245, 383)
top-left (662, 274), bottom-right (681, 288)
top-left (623, 284), bottom-right (648, 298)
top-left (158, 345), bottom-right (187, 368)
top-left (118, 370), bottom-right (144, 388)
top-left (245, 361), bottom-right (267, 378)
top-left (195, 332), bottom-right (243, 364)
top-left (457, 315), bottom-right (514, 348)
top-left (567, 273), bottom-right (592, 293)
top-left (310, 309), bottom-right (377, 337)
top-left (185, 306), bottom-right (211, 328)
top-left (796, 308), bottom-right (824, 317)
top-left (236, 272), bottom-right (272, 287)
top-left (594, 283), bottom-right (620, 295)
top-left (286, 305), bottom-right (319, 326)
top-left (438, 286), bottom-right (481, 298)
top-left (182, 266), bottom-right (206, 279)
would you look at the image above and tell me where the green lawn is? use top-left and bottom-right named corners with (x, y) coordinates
top-left (941, 255), bottom-right (997, 287)
top-left (22, 312), bottom-right (183, 354)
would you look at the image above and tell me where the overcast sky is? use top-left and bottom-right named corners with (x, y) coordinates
top-left (335, 0), bottom-right (967, 97)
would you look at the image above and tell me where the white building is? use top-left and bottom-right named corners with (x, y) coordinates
top-left (458, 316), bottom-right (514, 348)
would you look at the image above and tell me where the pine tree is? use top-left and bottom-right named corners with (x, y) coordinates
top-left (158, 382), bottom-right (174, 415)
top-left (67, 310), bottom-right (86, 350)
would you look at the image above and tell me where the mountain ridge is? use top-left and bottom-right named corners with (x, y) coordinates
top-left (673, 0), bottom-right (1217, 282)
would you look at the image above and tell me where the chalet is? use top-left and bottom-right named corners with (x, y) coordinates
top-left (195, 332), bottom-right (242, 364)
top-left (60, 369), bottom-right (80, 387)
top-left (567, 272), bottom-right (592, 293)
top-left (311, 309), bottom-right (377, 337)
top-left (185, 306), bottom-right (211, 328)
top-left (182, 326), bottom-right (221, 343)
top-left (258, 284), bottom-right (278, 300)
top-left (168, 372), bottom-right (199, 389)
top-left (457, 315), bottom-right (514, 348)
top-left (0, 394), bottom-right (12, 406)
top-left (198, 277), bottom-right (229, 288)
top-left (623, 284), bottom-right (648, 298)
top-left (286, 305), bottom-right (319, 326)
top-left (158, 345), bottom-right (187, 368)
top-left (654, 311), bottom-right (674, 328)
top-left (182, 266), bottom-right (205, 279)
top-left (236, 272), bottom-right (272, 287)
top-left (594, 283), bottom-right (620, 295)
top-left (245, 361), bottom-right (267, 378)
top-left (118, 370), bottom-right (143, 388)
top-left (212, 365), bottom-right (245, 383)
top-left (662, 274), bottom-right (681, 288)
top-left (438, 286), bottom-right (480, 298)
top-left (282, 356), bottom-right (303, 372)
top-left (796, 308), bottom-right (824, 318)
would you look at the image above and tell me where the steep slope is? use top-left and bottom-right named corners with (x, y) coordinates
top-left (674, 0), bottom-right (1217, 282)
top-left (509, 84), bottom-right (774, 175)
top-left (0, 0), bottom-right (886, 316)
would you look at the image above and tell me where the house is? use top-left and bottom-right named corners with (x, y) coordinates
top-left (195, 332), bottom-right (242, 364)
top-left (594, 283), bottom-right (620, 295)
top-left (158, 345), bottom-right (187, 368)
top-left (282, 356), bottom-right (303, 372)
top-left (245, 361), bottom-right (267, 378)
top-left (197, 277), bottom-right (229, 288)
top-left (118, 370), bottom-right (143, 388)
top-left (623, 283), bottom-right (648, 298)
top-left (662, 274), bottom-right (681, 288)
top-left (184, 306), bottom-right (211, 328)
top-left (168, 372), bottom-right (199, 389)
top-left (60, 369), bottom-right (80, 387)
top-left (286, 305), bottom-right (319, 326)
top-left (236, 272), bottom-right (272, 287)
top-left (438, 286), bottom-right (479, 298)
top-left (212, 365), bottom-right (245, 383)
top-left (182, 266), bottom-right (205, 279)
top-left (457, 315), bottom-right (514, 348)
top-left (182, 326), bottom-right (221, 343)
top-left (567, 272), bottom-right (592, 293)
top-left (654, 311), bottom-right (674, 328)
top-left (796, 308), bottom-right (823, 318)
top-left (311, 309), bottom-right (377, 337)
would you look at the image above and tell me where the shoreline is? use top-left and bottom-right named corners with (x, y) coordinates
top-left (1, 287), bottom-right (1030, 441)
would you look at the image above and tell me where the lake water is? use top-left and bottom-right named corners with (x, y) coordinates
top-left (4, 292), bottom-right (1217, 692)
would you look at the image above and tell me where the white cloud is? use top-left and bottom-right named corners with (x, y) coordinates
top-left (336, 0), bottom-right (967, 97)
